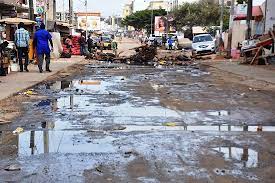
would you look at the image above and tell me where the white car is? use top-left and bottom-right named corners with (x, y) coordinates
top-left (192, 34), bottom-right (215, 56)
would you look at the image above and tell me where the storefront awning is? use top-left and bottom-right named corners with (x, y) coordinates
top-left (233, 6), bottom-right (263, 21)
top-left (56, 22), bottom-right (73, 28)
top-left (0, 18), bottom-right (36, 25)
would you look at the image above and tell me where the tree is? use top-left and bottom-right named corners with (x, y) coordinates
top-left (172, 1), bottom-right (230, 38)
top-left (236, 0), bottom-right (248, 4)
top-left (121, 9), bottom-right (167, 33)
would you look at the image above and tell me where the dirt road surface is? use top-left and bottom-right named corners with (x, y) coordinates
top-left (1, 38), bottom-right (275, 183)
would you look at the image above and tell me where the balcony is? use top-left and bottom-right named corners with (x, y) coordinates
top-left (0, 0), bottom-right (17, 6)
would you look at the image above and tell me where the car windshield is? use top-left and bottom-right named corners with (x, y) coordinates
top-left (193, 35), bottom-right (213, 43)
top-left (102, 37), bottom-right (111, 42)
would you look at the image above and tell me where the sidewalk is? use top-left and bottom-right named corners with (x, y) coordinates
top-left (205, 61), bottom-right (275, 84)
top-left (0, 56), bottom-right (84, 100)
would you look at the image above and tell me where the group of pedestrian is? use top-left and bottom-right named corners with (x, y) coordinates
top-left (14, 22), bottom-right (53, 73)
top-left (77, 33), bottom-right (118, 56)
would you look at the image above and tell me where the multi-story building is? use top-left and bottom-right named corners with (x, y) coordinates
top-left (0, 0), bottom-right (28, 18)
top-left (56, 12), bottom-right (71, 23)
top-left (122, 0), bottom-right (134, 18)
top-left (147, 0), bottom-right (169, 10)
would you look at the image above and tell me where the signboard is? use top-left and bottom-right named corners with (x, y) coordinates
top-left (154, 16), bottom-right (166, 35)
top-left (77, 16), bottom-right (101, 31)
top-left (235, 4), bottom-right (247, 15)
top-left (34, 0), bottom-right (45, 15)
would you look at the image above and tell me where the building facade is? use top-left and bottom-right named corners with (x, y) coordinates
top-left (147, 0), bottom-right (169, 10)
top-left (263, 0), bottom-right (275, 32)
top-left (122, 0), bottom-right (134, 18)
top-left (0, 0), bottom-right (28, 19)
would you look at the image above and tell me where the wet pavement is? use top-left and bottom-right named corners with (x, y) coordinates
top-left (1, 62), bottom-right (275, 182)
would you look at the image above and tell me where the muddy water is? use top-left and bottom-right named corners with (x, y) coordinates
top-left (1, 64), bottom-right (275, 182)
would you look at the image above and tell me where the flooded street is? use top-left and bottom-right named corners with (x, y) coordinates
top-left (1, 62), bottom-right (275, 182)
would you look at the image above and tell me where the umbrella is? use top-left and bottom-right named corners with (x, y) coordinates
top-left (0, 18), bottom-right (36, 25)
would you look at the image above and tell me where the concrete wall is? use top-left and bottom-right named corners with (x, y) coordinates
top-left (231, 20), bottom-right (246, 48)
top-left (264, 0), bottom-right (275, 32)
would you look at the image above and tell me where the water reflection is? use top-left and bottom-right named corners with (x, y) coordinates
top-left (123, 125), bottom-right (275, 132)
top-left (49, 80), bottom-right (72, 90)
top-left (213, 146), bottom-right (258, 168)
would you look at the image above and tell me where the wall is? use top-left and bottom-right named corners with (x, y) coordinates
top-left (231, 20), bottom-right (246, 48)
top-left (264, 0), bottom-right (275, 32)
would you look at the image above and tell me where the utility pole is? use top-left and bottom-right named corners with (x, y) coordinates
top-left (29, 0), bottom-right (34, 20)
top-left (53, 0), bottom-right (56, 20)
top-left (151, 8), bottom-right (153, 36)
top-left (219, 0), bottom-right (224, 54)
top-left (246, 0), bottom-right (253, 39)
top-left (85, 0), bottom-right (88, 39)
top-left (69, 0), bottom-right (73, 25)
top-left (226, 0), bottom-right (235, 58)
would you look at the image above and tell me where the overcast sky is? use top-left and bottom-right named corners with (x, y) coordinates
top-left (56, 0), bottom-right (266, 17)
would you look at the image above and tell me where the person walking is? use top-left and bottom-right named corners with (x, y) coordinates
top-left (111, 39), bottom-right (118, 57)
top-left (14, 22), bottom-right (30, 72)
top-left (168, 37), bottom-right (173, 50)
top-left (78, 33), bottom-right (86, 56)
top-left (87, 34), bottom-right (93, 53)
top-left (65, 35), bottom-right (73, 53)
top-left (33, 23), bottom-right (53, 73)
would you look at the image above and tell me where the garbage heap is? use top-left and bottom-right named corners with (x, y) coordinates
top-left (241, 29), bottom-right (275, 65)
top-left (130, 45), bottom-right (157, 64)
top-left (85, 45), bottom-right (193, 66)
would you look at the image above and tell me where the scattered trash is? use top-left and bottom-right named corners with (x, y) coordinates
top-left (124, 150), bottom-right (139, 158)
top-left (106, 125), bottom-right (127, 131)
top-left (87, 129), bottom-right (105, 133)
top-left (0, 118), bottom-right (11, 124)
top-left (78, 80), bottom-right (101, 85)
top-left (4, 164), bottom-right (21, 171)
top-left (163, 122), bottom-right (177, 127)
top-left (36, 99), bottom-right (51, 107)
top-left (23, 90), bottom-right (38, 96)
top-left (13, 127), bottom-right (24, 134)
top-left (95, 165), bottom-right (103, 173)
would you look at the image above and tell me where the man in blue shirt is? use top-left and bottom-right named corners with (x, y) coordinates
top-left (14, 22), bottom-right (30, 72)
top-left (168, 37), bottom-right (173, 50)
top-left (33, 23), bottom-right (53, 73)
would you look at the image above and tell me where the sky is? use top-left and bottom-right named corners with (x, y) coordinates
top-left (56, 0), bottom-right (266, 17)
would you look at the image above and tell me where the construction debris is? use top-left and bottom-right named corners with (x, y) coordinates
top-left (85, 45), bottom-right (194, 66)
top-left (241, 29), bottom-right (275, 65)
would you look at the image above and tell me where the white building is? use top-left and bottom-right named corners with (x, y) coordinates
top-left (262, 0), bottom-right (275, 32)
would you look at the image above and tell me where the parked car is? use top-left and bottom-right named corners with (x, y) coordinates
top-left (96, 36), bottom-right (112, 50)
top-left (147, 36), bottom-right (162, 46)
top-left (192, 34), bottom-right (215, 56)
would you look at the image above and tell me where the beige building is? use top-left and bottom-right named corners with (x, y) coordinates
top-left (147, 0), bottom-right (169, 10)
top-left (122, 0), bottom-right (134, 18)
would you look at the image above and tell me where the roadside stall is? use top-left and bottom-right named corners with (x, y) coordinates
top-left (0, 18), bottom-right (36, 75)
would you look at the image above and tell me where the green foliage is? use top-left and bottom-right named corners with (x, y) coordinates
top-left (121, 9), bottom-right (167, 33)
top-left (236, 0), bottom-right (248, 4)
top-left (172, 1), bottom-right (230, 38)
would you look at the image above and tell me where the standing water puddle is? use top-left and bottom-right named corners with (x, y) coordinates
top-left (121, 125), bottom-right (275, 132)
top-left (212, 147), bottom-right (258, 168)
top-left (0, 130), bottom-right (116, 158)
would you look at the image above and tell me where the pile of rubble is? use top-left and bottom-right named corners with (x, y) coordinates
top-left (85, 45), bottom-right (194, 66)
top-left (241, 29), bottom-right (275, 65)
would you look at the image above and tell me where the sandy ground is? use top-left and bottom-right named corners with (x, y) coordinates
top-left (0, 39), bottom-right (275, 182)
